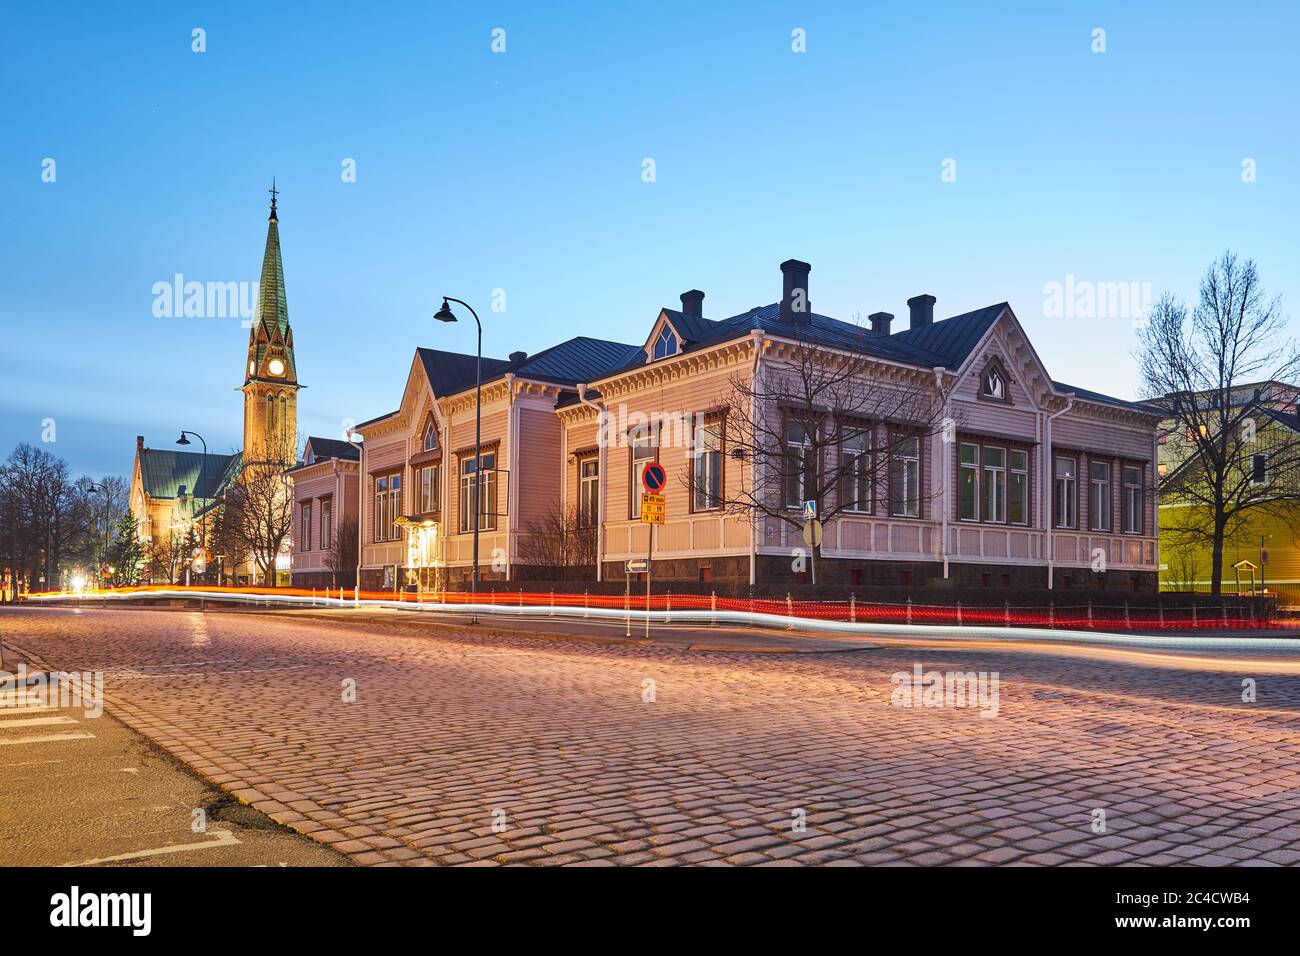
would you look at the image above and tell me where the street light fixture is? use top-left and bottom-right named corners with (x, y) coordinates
top-left (87, 481), bottom-right (113, 585)
top-left (176, 431), bottom-right (210, 569)
top-left (434, 296), bottom-right (482, 623)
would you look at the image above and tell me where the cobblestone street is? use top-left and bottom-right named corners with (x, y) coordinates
top-left (5, 606), bottom-right (1300, 866)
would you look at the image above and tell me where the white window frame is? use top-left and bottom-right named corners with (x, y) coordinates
top-left (890, 435), bottom-right (920, 518)
top-left (1054, 456), bottom-right (1077, 529)
top-left (578, 457), bottom-right (599, 528)
top-left (1122, 465), bottom-right (1142, 534)
top-left (1009, 449), bottom-right (1029, 526)
top-left (692, 421), bottom-right (722, 512)
top-left (982, 445), bottom-right (1006, 523)
top-left (1089, 460), bottom-right (1111, 532)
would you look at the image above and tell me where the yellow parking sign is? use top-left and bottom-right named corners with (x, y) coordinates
top-left (640, 492), bottom-right (666, 524)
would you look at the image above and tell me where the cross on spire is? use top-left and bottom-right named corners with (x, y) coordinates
top-left (267, 178), bottom-right (279, 221)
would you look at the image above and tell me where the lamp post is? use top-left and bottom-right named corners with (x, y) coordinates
top-left (434, 296), bottom-right (482, 623)
top-left (87, 481), bottom-right (113, 585)
top-left (345, 429), bottom-right (364, 598)
top-left (176, 431), bottom-right (209, 583)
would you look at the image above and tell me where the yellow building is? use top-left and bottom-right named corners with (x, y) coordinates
top-left (1158, 381), bottom-right (1300, 607)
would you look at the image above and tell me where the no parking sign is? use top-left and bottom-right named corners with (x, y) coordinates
top-left (641, 462), bottom-right (666, 493)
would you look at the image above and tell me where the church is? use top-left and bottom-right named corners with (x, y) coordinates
top-left (129, 187), bottom-right (302, 585)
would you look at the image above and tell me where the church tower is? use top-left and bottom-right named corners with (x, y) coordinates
top-left (242, 183), bottom-right (301, 465)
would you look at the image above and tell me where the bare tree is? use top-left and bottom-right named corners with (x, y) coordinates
top-left (714, 328), bottom-right (952, 582)
top-left (326, 515), bottom-right (359, 588)
top-left (1138, 252), bottom-right (1300, 594)
top-left (516, 505), bottom-right (596, 579)
top-left (147, 527), bottom-right (189, 584)
top-left (222, 433), bottom-right (298, 586)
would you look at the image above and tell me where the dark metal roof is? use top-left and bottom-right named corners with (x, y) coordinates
top-left (890, 303), bottom-right (1008, 367)
top-left (1051, 381), bottom-right (1165, 415)
top-left (417, 348), bottom-right (514, 398)
top-left (138, 448), bottom-right (238, 500)
top-left (510, 336), bottom-right (642, 385)
top-left (303, 436), bottom-right (360, 462)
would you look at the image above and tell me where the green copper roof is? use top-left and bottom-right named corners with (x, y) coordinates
top-left (244, 190), bottom-right (297, 385)
top-left (139, 448), bottom-right (239, 500)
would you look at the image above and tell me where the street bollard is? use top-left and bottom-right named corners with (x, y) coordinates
top-left (710, 590), bottom-right (716, 626)
top-left (1192, 603), bottom-right (1198, 629)
top-left (666, 590), bottom-right (672, 624)
top-left (787, 592), bottom-right (794, 630)
top-left (1222, 603), bottom-right (1228, 627)
top-left (1087, 600), bottom-right (1093, 627)
top-left (1004, 601), bottom-right (1010, 627)
top-left (1158, 603), bottom-right (1164, 627)
top-left (956, 601), bottom-right (962, 627)
top-left (584, 590), bottom-right (589, 619)
top-left (906, 597), bottom-right (912, 626)
top-left (550, 590), bottom-right (555, 617)
top-left (1124, 601), bottom-right (1131, 629)
top-left (1049, 602), bottom-right (1055, 629)
top-left (850, 593), bottom-right (856, 623)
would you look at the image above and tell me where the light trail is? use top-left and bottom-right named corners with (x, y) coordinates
top-left (20, 586), bottom-right (1300, 656)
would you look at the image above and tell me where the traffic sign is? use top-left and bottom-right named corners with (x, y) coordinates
top-left (625, 558), bottom-right (649, 573)
top-left (640, 492), bottom-right (666, 524)
top-left (641, 462), bottom-right (667, 493)
top-left (802, 500), bottom-right (816, 521)
top-left (802, 519), bottom-right (823, 548)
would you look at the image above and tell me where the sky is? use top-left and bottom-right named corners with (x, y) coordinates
top-left (2, 1), bottom-right (1297, 478)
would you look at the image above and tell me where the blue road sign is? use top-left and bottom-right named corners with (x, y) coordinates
top-left (802, 500), bottom-right (816, 521)
top-left (642, 462), bottom-right (667, 492)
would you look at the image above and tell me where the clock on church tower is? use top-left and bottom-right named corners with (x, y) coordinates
top-left (241, 181), bottom-right (302, 465)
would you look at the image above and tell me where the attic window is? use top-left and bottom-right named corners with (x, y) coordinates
top-left (653, 326), bottom-right (678, 361)
top-left (423, 423), bottom-right (438, 452)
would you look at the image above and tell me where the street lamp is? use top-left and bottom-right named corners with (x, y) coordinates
top-left (176, 431), bottom-right (209, 577)
top-left (434, 296), bottom-right (482, 623)
top-left (87, 481), bottom-right (113, 583)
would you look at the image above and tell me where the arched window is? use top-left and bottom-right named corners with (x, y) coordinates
top-left (423, 423), bottom-right (438, 452)
top-left (265, 393), bottom-right (275, 434)
top-left (653, 326), bottom-right (678, 361)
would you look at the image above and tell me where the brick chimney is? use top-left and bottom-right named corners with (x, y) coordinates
top-left (136, 435), bottom-right (145, 454)
top-left (780, 259), bottom-right (812, 326)
top-left (869, 311), bottom-right (893, 335)
top-left (679, 289), bottom-right (704, 317)
top-left (907, 294), bottom-right (936, 330)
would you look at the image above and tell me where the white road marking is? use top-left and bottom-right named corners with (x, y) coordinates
top-left (0, 731), bottom-right (95, 746)
top-left (0, 715), bottom-right (78, 727)
top-left (61, 828), bottom-right (241, 866)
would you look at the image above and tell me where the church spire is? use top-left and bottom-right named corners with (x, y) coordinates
top-left (241, 182), bottom-right (300, 465)
top-left (244, 181), bottom-right (295, 386)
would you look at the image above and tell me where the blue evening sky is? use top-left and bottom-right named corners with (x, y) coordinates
top-left (2, 1), bottom-right (1296, 477)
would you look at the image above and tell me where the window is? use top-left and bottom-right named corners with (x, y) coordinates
top-left (1089, 461), bottom-right (1111, 531)
top-left (630, 428), bottom-right (657, 518)
top-left (1122, 465), bottom-right (1142, 534)
top-left (982, 366), bottom-right (1006, 400)
top-left (1009, 450), bottom-right (1028, 525)
top-left (320, 497), bottom-right (332, 551)
top-left (653, 326), bottom-right (678, 361)
top-left (301, 502), bottom-right (312, 551)
top-left (1251, 453), bottom-right (1268, 485)
top-left (692, 421), bottom-right (722, 511)
top-left (958, 443), bottom-right (979, 521)
top-left (983, 446), bottom-right (1006, 523)
top-left (1053, 456), bottom-right (1077, 528)
top-left (784, 421), bottom-right (816, 509)
top-left (374, 475), bottom-right (387, 543)
top-left (459, 453), bottom-right (497, 533)
top-left (840, 428), bottom-right (871, 512)
top-left (578, 458), bottom-right (599, 528)
top-left (422, 423), bottom-right (438, 452)
top-left (890, 435), bottom-right (920, 517)
top-left (419, 465), bottom-right (439, 514)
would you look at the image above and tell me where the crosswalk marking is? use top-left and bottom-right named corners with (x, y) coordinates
top-left (0, 715), bottom-right (78, 728)
top-left (0, 731), bottom-right (95, 746)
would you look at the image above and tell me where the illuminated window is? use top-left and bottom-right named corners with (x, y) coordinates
top-left (1089, 461), bottom-right (1111, 531)
top-left (1054, 456), bottom-right (1077, 528)
top-left (579, 458), bottom-right (599, 527)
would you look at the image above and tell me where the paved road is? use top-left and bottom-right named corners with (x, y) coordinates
top-left (3, 605), bottom-right (1300, 866)
top-left (0, 644), bottom-right (348, 867)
